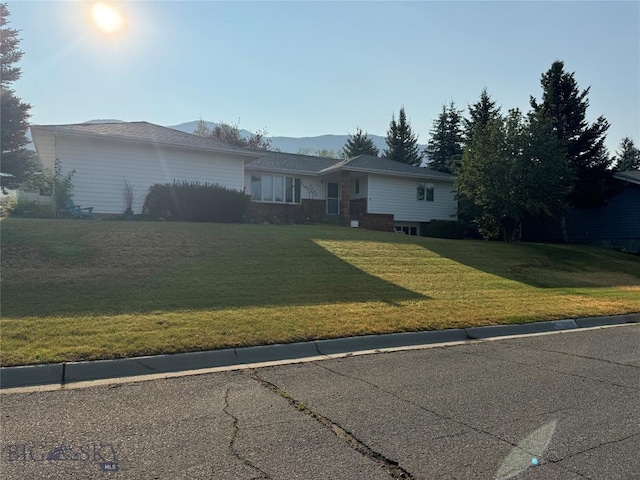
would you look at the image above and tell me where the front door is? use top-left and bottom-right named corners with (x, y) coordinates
top-left (327, 181), bottom-right (340, 215)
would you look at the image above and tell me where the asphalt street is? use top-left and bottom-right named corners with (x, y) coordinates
top-left (1, 325), bottom-right (639, 479)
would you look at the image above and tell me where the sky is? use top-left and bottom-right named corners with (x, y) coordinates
top-left (7, 1), bottom-right (640, 154)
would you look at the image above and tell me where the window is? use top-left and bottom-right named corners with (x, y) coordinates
top-left (355, 178), bottom-right (360, 194)
top-left (251, 174), bottom-right (301, 203)
top-left (395, 225), bottom-right (417, 235)
top-left (417, 182), bottom-right (434, 202)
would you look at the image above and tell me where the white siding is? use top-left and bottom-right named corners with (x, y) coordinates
top-left (350, 175), bottom-right (368, 199)
top-left (244, 171), bottom-right (325, 201)
top-left (57, 135), bottom-right (246, 214)
top-left (367, 174), bottom-right (457, 222)
top-left (32, 129), bottom-right (56, 170)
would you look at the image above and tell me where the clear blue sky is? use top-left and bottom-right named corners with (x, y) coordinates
top-left (8, 1), bottom-right (640, 154)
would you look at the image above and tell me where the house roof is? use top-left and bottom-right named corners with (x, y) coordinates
top-left (319, 155), bottom-right (454, 180)
top-left (245, 150), bottom-right (340, 174)
top-left (614, 170), bottom-right (640, 186)
top-left (30, 122), bottom-right (261, 157)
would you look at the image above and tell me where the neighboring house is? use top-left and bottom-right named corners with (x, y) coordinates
top-left (30, 121), bottom-right (457, 233)
top-left (523, 170), bottom-right (640, 252)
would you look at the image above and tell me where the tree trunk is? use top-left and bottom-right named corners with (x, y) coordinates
top-left (560, 215), bottom-right (569, 243)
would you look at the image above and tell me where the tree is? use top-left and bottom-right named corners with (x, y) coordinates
top-left (613, 137), bottom-right (640, 171)
top-left (384, 107), bottom-right (422, 165)
top-left (1, 3), bottom-right (33, 192)
top-left (456, 109), bottom-right (570, 241)
top-left (530, 61), bottom-right (613, 209)
top-left (462, 87), bottom-right (501, 148)
top-left (297, 147), bottom-right (342, 159)
top-left (342, 128), bottom-right (379, 158)
top-left (193, 119), bottom-right (273, 151)
top-left (425, 101), bottom-right (463, 173)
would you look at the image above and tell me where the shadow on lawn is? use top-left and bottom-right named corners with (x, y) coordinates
top-left (2, 235), bottom-right (428, 317)
top-left (420, 238), bottom-right (640, 289)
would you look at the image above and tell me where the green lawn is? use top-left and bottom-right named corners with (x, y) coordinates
top-left (1, 218), bottom-right (639, 366)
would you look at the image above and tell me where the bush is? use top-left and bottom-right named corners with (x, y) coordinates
top-left (5, 197), bottom-right (54, 218)
top-left (143, 181), bottom-right (250, 223)
top-left (422, 220), bottom-right (465, 239)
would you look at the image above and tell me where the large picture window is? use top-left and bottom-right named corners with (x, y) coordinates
top-left (417, 182), bottom-right (434, 202)
top-left (251, 175), bottom-right (301, 203)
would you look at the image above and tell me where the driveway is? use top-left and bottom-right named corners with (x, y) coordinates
top-left (1, 325), bottom-right (639, 479)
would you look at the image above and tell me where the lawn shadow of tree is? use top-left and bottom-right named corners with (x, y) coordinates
top-left (2, 235), bottom-right (428, 317)
top-left (418, 238), bottom-right (640, 289)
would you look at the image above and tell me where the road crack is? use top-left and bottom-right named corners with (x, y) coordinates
top-left (223, 387), bottom-right (271, 479)
top-left (245, 369), bottom-right (413, 479)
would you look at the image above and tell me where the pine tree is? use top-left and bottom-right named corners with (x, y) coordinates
top-left (462, 88), bottom-right (501, 148)
top-left (1, 3), bottom-right (34, 192)
top-left (530, 61), bottom-right (612, 209)
top-left (342, 128), bottom-right (380, 158)
top-left (384, 107), bottom-right (422, 166)
top-left (425, 101), bottom-right (463, 173)
top-left (614, 137), bottom-right (640, 171)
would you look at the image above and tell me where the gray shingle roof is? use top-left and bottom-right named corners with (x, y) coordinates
top-left (320, 155), bottom-right (453, 180)
top-left (32, 122), bottom-right (258, 156)
top-left (245, 150), bottom-right (340, 174)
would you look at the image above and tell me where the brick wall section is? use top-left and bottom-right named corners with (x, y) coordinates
top-left (246, 199), bottom-right (326, 224)
top-left (358, 213), bottom-right (395, 232)
top-left (340, 171), bottom-right (350, 219)
top-left (349, 197), bottom-right (394, 232)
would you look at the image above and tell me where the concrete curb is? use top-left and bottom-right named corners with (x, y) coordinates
top-left (1, 313), bottom-right (638, 389)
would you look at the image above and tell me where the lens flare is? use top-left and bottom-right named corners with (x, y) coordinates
top-left (91, 3), bottom-right (124, 35)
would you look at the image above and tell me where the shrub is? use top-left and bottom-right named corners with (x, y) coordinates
top-left (6, 197), bottom-right (54, 218)
top-left (143, 181), bottom-right (250, 223)
top-left (422, 220), bottom-right (465, 239)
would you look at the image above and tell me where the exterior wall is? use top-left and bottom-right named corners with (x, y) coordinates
top-left (56, 135), bottom-right (246, 214)
top-left (350, 175), bottom-right (368, 199)
top-left (32, 129), bottom-right (56, 171)
top-left (245, 199), bottom-right (326, 224)
top-left (523, 184), bottom-right (640, 252)
top-left (349, 197), bottom-right (394, 232)
top-left (367, 174), bottom-right (457, 222)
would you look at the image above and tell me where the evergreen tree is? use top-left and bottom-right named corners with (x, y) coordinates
top-left (193, 119), bottom-right (272, 150)
top-left (193, 118), bottom-right (211, 137)
top-left (384, 107), bottom-right (422, 166)
top-left (530, 61), bottom-right (612, 209)
top-left (425, 101), bottom-right (463, 173)
top-left (342, 128), bottom-right (380, 158)
top-left (1, 3), bottom-right (34, 192)
top-left (462, 87), bottom-right (501, 148)
top-left (613, 137), bottom-right (640, 171)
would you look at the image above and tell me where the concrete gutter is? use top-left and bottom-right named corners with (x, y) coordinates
top-left (1, 313), bottom-right (638, 390)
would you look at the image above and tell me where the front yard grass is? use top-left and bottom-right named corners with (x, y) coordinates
top-left (1, 218), bottom-right (639, 366)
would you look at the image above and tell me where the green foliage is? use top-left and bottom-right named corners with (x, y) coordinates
top-left (463, 88), bottom-right (501, 148)
top-left (143, 181), bottom-right (250, 222)
top-left (614, 137), bottom-right (640, 171)
top-left (20, 158), bottom-right (75, 213)
top-left (6, 198), bottom-right (53, 218)
top-left (456, 109), bottom-right (570, 241)
top-left (384, 107), bottom-right (422, 165)
top-left (297, 147), bottom-right (342, 159)
top-left (342, 128), bottom-right (380, 158)
top-left (530, 61), bottom-right (613, 208)
top-left (425, 102), bottom-right (464, 173)
top-left (421, 220), bottom-right (464, 239)
top-left (193, 118), bottom-right (274, 151)
top-left (0, 3), bottom-right (32, 192)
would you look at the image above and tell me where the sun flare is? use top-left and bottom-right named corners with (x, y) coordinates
top-left (91, 3), bottom-right (124, 35)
